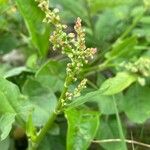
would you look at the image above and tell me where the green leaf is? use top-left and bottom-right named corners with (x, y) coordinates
top-left (68, 72), bottom-right (135, 109)
top-left (0, 137), bottom-right (10, 150)
top-left (0, 77), bottom-right (22, 115)
top-left (94, 8), bottom-right (128, 49)
top-left (87, 0), bottom-right (134, 13)
top-left (22, 78), bottom-right (57, 126)
top-left (65, 108), bottom-right (100, 150)
top-left (100, 72), bottom-right (137, 95)
top-left (16, 0), bottom-right (50, 57)
top-left (4, 66), bottom-right (33, 78)
top-left (96, 117), bottom-right (126, 150)
top-left (56, 0), bottom-right (88, 24)
top-left (105, 36), bottom-right (137, 60)
top-left (0, 33), bottom-right (18, 54)
top-left (36, 60), bottom-right (66, 92)
top-left (123, 84), bottom-right (150, 123)
top-left (0, 76), bottom-right (27, 127)
top-left (0, 113), bottom-right (15, 140)
top-left (68, 88), bottom-right (104, 109)
top-left (94, 93), bottom-right (124, 115)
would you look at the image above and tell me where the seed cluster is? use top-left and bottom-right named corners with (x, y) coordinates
top-left (124, 57), bottom-right (150, 77)
top-left (121, 57), bottom-right (150, 85)
top-left (36, 0), bottom-right (96, 104)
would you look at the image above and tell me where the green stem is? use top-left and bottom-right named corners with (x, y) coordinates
top-left (30, 76), bottom-right (71, 150)
top-left (113, 96), bottom-right (127, 150)
top-left (83, 60), bottom-right (116, 76)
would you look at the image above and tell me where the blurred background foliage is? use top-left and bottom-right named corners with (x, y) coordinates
top-left (0, 0), bottom-right (150, 150)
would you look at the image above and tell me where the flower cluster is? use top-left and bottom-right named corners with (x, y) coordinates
top-left (124, 57), bottom-right (150, 77)
top-left (121, 57), bottom-right (150, 85)
top-left (36, 0), bottom-right (96, 104)
top-left (65, 78), bottom-right (87, 99)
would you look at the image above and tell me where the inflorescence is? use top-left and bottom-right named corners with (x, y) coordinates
top-left (121, 57), bottom-right (150, 86)
top-left (35, 0), bottom-right (96, 105)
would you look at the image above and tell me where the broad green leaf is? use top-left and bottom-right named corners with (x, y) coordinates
top-left (0, 33), bottom-right (18, 54)
top-left (94, 10), bottom-right (124, 48)
top-left (36, 60), bottom-right (66, 92)
top-left (123, 84), bottom-right (150, 123)
top-left (37, 134), bottom-right (65, 150)
top-left (100, 72), bottom-right (137, 95)
top-left (22, 78), bottom-right (57, 126)
top-left (0, 137), bottom-right (10, 150)
top-left (94, 93), bottom-right (124, 115)
top-left (0, 77), bottom-right (22, 115)
top-left (94, 7), bottom-right (129, 49)
top-left (0, 113), bottom-right (15, 140)
top-left (65, 108), bottom-right (100, 150)
top-left (4, 66), bottom-right (33, 78)
top-left (96, 117), bottom-right (126, 150)
top-left (68, 72), bottom-right (135, 109)
top-left (0, 77), bottom-right (27, 126)
top-left (16, 0), bottom-right (50, 57)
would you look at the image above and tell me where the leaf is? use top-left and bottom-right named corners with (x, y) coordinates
top-left (65, 108), bottom-right (100, 150)
top-left (105, 36), bottom-right (137, 60)
top-left (22, 78), bottom-right (57, 126)
top-left (68, 72), bottom-right (136, 109)
top-left (96, 117), bottom-right (126, 150)
top-left (100, 72), bottom-right (137, 95)
top-left (16, 0), bottom-right (50, 57)
top-left (123, 84), bottom-right (150, 123)
top-left (87, 0), bottom-right (134, 14)
top-left (67, 88), bottom-right (104, 109)
top-left (0, 113), bottom-right (15, 140)
top-left (94, 93), bottom-right (124, 115)
top-left (0, 33), bottom-right (18, 54)
top-left (56, 0), bottom-right (89, 24)
top-left (0, 77), bottom-right (22, 115)
top-left (0, 76), bottom-right (27, 127)
top-left (94, 8), bottom-right (127, 49)
top-left (4, 66), bottom-right (33, 78)
top-left (0, 137), bottom-right (10, 150)
top-left (36, 60), bottom-right (66, 92)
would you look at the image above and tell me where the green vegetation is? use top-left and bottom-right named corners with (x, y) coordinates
top-left (0, 0), bottom-right (150, 150)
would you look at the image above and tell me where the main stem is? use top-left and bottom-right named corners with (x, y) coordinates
top-left (30, 77), bottom-right (70, 150)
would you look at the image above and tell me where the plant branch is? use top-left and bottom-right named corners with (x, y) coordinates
top-left (30, 76), bottom-right (71, 149)
top-left (92, 139), bottom-right (150, 148)
top-left (113, 96), bottom-right (127, 150)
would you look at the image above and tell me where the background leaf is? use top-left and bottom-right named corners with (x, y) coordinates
top-left (16, 0), bottom-right (50, 57)
top-left (123, 83), bottom-right (150, 123)
top-left (0, 137), bottom-right (10, 150)
top-left (0, 113), bottom-right (15, 140)
top-left (22, 78), bottom-right (57, 126)
top-left (96, 117), bottom-right (126, 150)
top-left (36, 60), bottom-right (66, 93)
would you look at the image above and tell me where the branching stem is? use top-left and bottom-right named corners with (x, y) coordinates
top-left (30, 76), bottom-right (71, 150)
